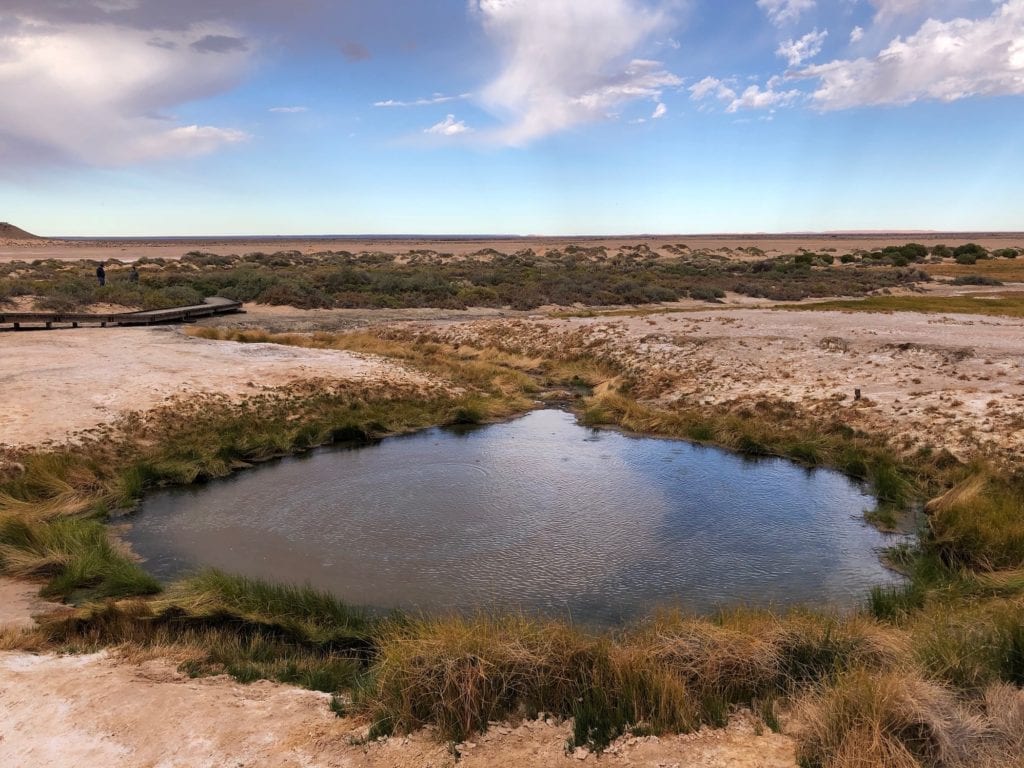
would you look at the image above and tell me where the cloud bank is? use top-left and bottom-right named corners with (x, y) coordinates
top-left (800, 0), bottom-right (1024, 108)
top-left (470, 0), bottom-right (681, 144)
top-left (0, 12), bottom-right (252, 168)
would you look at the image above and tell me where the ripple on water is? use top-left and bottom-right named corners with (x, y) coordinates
top-left (127, 409), bottom-right (903, 624)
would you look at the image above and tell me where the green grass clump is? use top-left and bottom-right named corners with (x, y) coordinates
top-left (910, 599), bottom-right (1024, 691)
top-left (928, 472), bottom-right (1024, 570)
top-left (868, 583), bottom-right (927, 622)
top-left (0, 516), bottom-right (159, 601)
top-left (169, 570), bottom-right (373, 645)
top-left (34, 598), bottom-right (365, 694)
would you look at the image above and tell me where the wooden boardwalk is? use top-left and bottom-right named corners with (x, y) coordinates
top-left (0, 296), bottom-right (243, 330)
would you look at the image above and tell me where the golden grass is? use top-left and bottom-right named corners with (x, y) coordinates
top-left (924, 259), bottom-right (1024, 282)
top-left (777, 293), bottom-right (1024, 318)
top-left (795, 669), bottom-right (970, 768)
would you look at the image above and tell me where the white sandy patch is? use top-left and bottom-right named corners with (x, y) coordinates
top-left (0, 326), bottom-right (433, 448)
top-left (0, 649), bottom-right (796, 768)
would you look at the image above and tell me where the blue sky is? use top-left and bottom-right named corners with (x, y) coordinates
top-left (1, 0), bottom-right (1022, 235)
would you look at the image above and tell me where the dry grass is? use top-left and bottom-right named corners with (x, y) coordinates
top-left (924, 260), bottom-right (1024, 282)
top-left (796, 670), bottom-right (1024, 768)
top-left (795, 669), bottom-right (974, 768)
top-left (360, 608), bottom-right (913, 749)
top-left (778, 293), bottom-right (1024, 318)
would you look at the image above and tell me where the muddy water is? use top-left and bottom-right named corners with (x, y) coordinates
top-left (127, 409), bottom-right (901, 623)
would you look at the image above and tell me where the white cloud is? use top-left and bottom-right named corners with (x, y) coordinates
top-left (0, 18), bottom-right (251, 168)
top-left (799, 0), bottom-right (1024, 109)
top-left (651, 101), bottom-right (667, 118)
top-left (269, 106), bottom-right (308, 113)
top-left (757, 0), bottom-right (816, 26)
top-left (776, 28), bottom-right (828, 66)
top-left (470, 0), bottom-right (680, 144)
top-left (850, 25), bottom-right (864, 43)
top-left (688, 76), bottom-right (737, 102)
top-left (373, 93), bottom-right (472, 108)
top-left (869, 0), bottom-right (935, 20)
top-left (726, 82), bottom-right (802, 112)
top-left (424, 114), bottom-right (471, 136)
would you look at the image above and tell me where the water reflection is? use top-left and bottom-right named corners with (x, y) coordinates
top-left (126, 409), bottom-right (901, 623)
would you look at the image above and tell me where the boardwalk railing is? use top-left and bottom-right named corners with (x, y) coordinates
top-left (0, 297), bottom-right (244, 330)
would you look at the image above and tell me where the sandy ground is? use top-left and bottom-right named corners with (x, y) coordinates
top-left (0, 583), bottom-right (796, 768)
top-left (418, 307), bottom-right (1024, 462)
top-left (0, 326), bottom-right (434, 449)
top-left (3, 232), bottom-right (1023, 263)
top-left (0, 626), bottom-right (796, 768)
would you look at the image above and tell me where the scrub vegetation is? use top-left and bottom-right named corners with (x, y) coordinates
top-left (0, 247), bottom-right (929, 311)
top-left (3, 324), bottom-right (1024, 766)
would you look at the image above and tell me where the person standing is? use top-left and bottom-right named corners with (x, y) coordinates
top-left (96, 263), bottom-right (106, 286)
top-left (129, 265), bottom-right (139, 284)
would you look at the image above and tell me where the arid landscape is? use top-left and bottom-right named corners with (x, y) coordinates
top-left (3, 233), bottom-right (1024, 767)
top-left (5, 0), bottom-right (1024, 764)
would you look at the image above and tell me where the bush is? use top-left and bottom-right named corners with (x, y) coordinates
top-left (951, 275), bottom-right (1003, 286)
top-left (954, 243), bottom-right (988, 261)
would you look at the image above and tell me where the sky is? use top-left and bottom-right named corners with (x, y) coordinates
top-left (1, 0), bottom-right (1022, 236)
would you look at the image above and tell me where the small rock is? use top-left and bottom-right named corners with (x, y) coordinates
top-left (573, 747), bottom-right (590, 761)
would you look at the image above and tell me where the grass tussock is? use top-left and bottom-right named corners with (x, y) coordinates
top-left (0, 516), bottom-right (159, 600)
top-left (909, 598), bottom-right (1024, 692)
top-left (795, 670), bottom-right (975, 768)
top-left (927, 471), bottom-right (1024, 570)
top-left (361, 609), bottom-right (909, 750)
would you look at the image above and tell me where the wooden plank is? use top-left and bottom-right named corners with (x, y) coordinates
top-left (1, 298), bottom-right (243, 330)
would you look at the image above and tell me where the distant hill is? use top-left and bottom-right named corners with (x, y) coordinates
top-left (0, 222), bottom-right (39, 239)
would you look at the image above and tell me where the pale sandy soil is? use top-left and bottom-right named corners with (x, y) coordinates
top-left (0, 584), bottom-right (796, 768)
top-left (3, 232), bottom-right (1023, 263)
top-left (0, 326), bottom-right (435, 449)
top-left (0, 580), bottom-right (69, 632)
top-left (415, 307), bottom-right (1024, 462)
